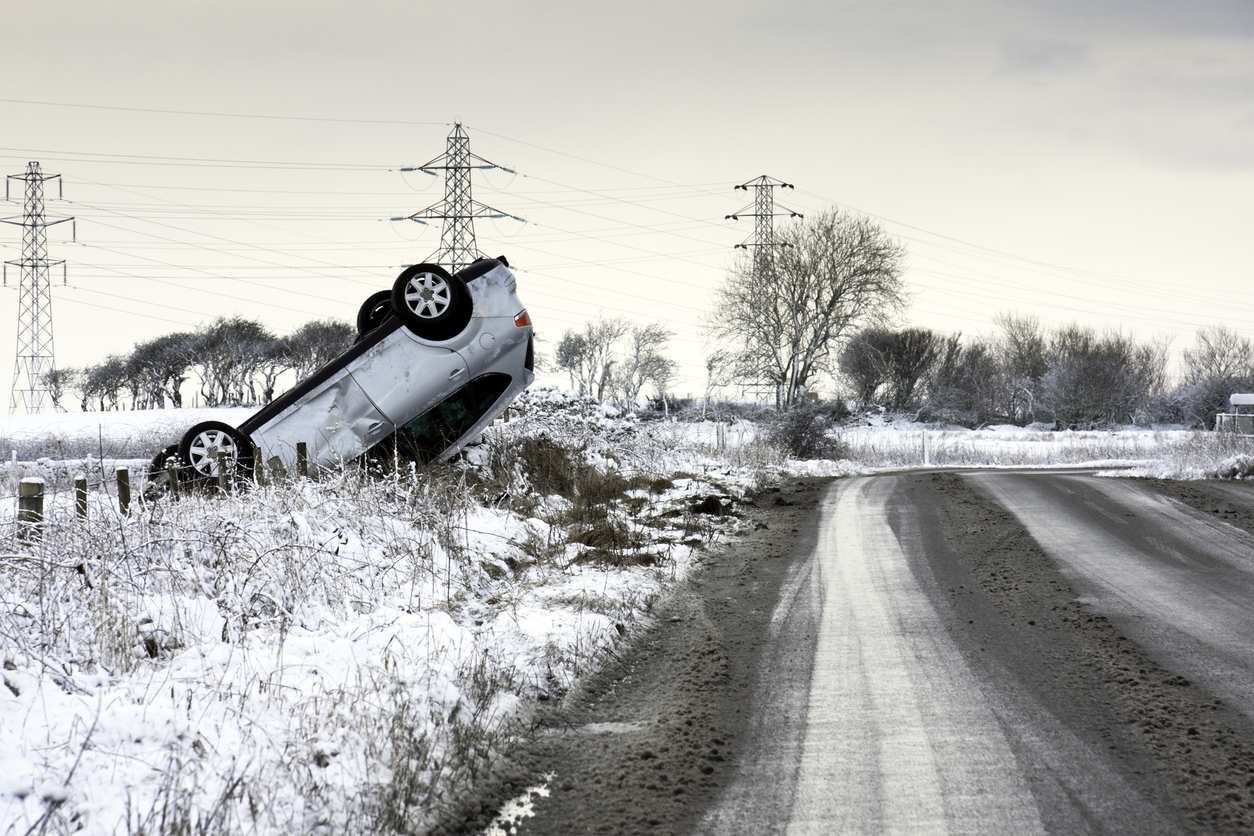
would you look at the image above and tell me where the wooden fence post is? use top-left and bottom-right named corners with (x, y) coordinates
top-left (253, 444), bottom-right (266, 487)
top-left (19, 478), bottom-right (45, 542)
top-left (117, 468), bottom-right (131, 515)
top-left (75, 477), bottom-right (88, 518)
top-left (217, 452), bottom-right (229, 494)
top-left (296, 441), bottom-right (308, 479)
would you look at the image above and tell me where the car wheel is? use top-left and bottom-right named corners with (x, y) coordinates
top-left (178, 421), bottom-right (253, 482)
top-left (357, 289), bottom-right (395, 336)
top-left (391, 263), bottom-right (472, 341)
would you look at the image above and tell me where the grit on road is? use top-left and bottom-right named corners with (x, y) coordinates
top-left (967, 472), bottom-right (1254, 719)
top-left (465, 472), bottom-right (1254, 836)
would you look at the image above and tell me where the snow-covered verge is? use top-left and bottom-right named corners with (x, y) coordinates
top-left (0, 390), bottom-right (800, 836)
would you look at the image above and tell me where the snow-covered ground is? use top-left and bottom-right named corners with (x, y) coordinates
top-left (0, 391), bottom-right (819, 835)
top-left (1, 392), bottom-right (1249, 836)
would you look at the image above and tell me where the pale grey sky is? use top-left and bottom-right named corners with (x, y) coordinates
top-left (2, 0), bottom-right (1252, 404)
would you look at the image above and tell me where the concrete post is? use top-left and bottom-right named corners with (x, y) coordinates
top-left (18, 478), bottom-right (45, 542)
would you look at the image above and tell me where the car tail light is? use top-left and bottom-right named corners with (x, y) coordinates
top-left (514, 310), bottom-right (532, 327)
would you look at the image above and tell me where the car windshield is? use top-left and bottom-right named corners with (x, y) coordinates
top-left (395, 373), bottom-right (512, 462)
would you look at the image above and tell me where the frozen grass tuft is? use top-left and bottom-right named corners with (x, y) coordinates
top-left (1102, 432), bottom-right (1254, 480)
top-left (1212, 453), bottom-right (1254, 480)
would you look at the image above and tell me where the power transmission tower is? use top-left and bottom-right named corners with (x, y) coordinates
top-left (395, 123), bottom-right (523, 272)
top-left (3, 162), bottom-right (74, 413)
top-left (725, 175), bottom-right (802, 279)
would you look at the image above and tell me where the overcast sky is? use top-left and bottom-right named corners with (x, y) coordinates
top-left (2, 0), bottom-right (1252, 406)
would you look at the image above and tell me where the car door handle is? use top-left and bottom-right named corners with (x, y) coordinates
top-left (449, 368), bottom-right (465, 379)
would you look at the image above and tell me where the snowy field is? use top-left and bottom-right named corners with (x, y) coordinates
top-left (1, 392), bottom-right (1250, 836)
top-left (840, 415), bottom-right (1254, 479)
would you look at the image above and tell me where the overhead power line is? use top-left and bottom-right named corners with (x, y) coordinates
top-left (0, 97), bottom-right (449, 126)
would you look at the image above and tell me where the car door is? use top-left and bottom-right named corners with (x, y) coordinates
top-left (347, 328), bottom-right (470, 426)
top-left (250, 365), bottom-right (395, 470)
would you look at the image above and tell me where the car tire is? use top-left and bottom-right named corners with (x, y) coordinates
top-left (144, 443), bottom-right (183, 497)
top-left (391, 263), bottom-right (472, 341)
top-left (357, 289), bottom-right (395, 336)
top-left (149, 443), bottom-right (179, 475)
top-left (178, 421), bottom-right (254, 483)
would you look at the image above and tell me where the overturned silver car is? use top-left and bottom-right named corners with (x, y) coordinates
top-left (156, 257), bottom-right (534, 482)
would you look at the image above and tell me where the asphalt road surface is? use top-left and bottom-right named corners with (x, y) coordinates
top-left (466, 472), bottom-right (1254, 836)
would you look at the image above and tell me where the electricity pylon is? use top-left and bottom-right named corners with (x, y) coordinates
top-left (725, 175), bottom-right (802, 279)
top-left (3, 162), bottom-right (74, 413)
top-left (395, 123), bottom-right (523, 272)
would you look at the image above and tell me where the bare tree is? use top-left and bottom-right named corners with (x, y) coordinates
top-left (1135, 333), bottom-right (1173, 407)
top-left (839, 328), bottom-right (893, 409)
top-left (881, 328), bottom-right (941, 411)
top-left (648, 351), bottom-right (677, 409)
top-left (554, 331), bottom-right (591, 394)
top-left (555, 316), bottom-right (629, 401)
top-left (993, 313), bottom-right (1047, 425)
top-left (926, 335), bottom-right (1001, 427)
top-left (128, 332), bottom-right (195, 408)
top-left (80, 356), bottom-right (128, 411)
top-left (702, 349), bottom-right (737, 415)
top-left (256, 337), bottom-right (291, 404)
top-left (1182, 324), bottom-right (1254, 385)
top-left (189, 317), bottom-right (276, 406)
top-left (613, 323), bottom-right (675, 410)
top-left (709, 207), bottom-right (907, 408)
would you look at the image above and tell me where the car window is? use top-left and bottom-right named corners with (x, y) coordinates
top-left (396, 373), bottom-right (512, 462)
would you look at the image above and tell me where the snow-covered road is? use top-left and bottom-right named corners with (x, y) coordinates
top-left (700, 473), bottom-right (1254, 835)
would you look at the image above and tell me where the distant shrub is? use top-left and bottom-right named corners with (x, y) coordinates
top-left (768, 403), bottom-right (848, 460)
top-left (916, 405), bottom-right (979, 429)
top-left (1150, 375), bottom-right (1254, 429)
top-left (643, 397), bottom-right (777, 424)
